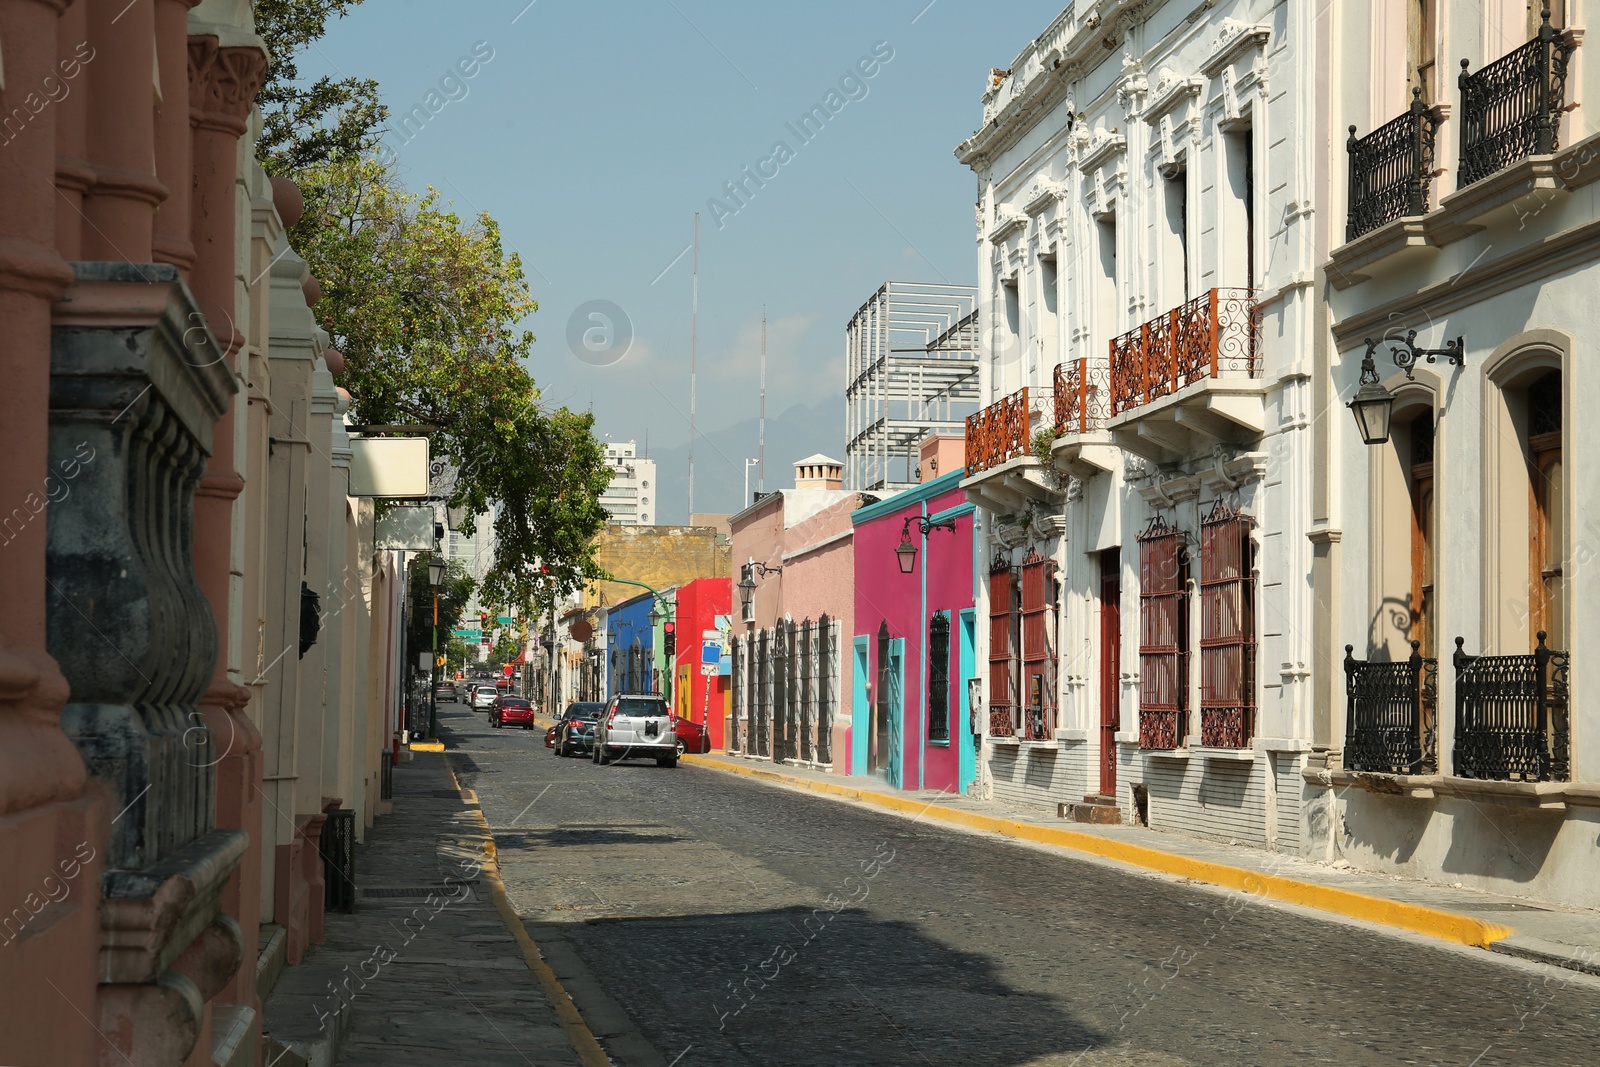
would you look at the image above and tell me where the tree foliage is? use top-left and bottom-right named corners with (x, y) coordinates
top-left (256, 5), bottom-right (613, 616)
top-left (254, 0), bottom-right (386, 174)
top-left (291, 157), bottom-right (612, 612)
top-left (404, 555), bottom-right (475, 668)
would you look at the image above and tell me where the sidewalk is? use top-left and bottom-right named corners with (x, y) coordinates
top-left (260, 747), bottom-right (606, 1067)
top-left (684, 753), bottom-right (1600, 975)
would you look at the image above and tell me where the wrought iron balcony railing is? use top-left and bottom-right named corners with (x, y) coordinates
top-left (1053, 357), bottom-right (1111, 436)
top-left (1108, 288), bottom-right (1260, 416)
top-left (1343, 641), bottom-right (1438, 775)
top-left (1458, 7), bottom-right (1574, 188)
top-left (1346, 88), bottom-right (1440, 241)
top-left (1453, 632), bottom-right (1570, 782)
top-left (965, 386), bottom-right (1033, 474)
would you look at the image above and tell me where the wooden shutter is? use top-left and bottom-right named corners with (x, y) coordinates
top-left (1020, 550), bottom-right (1054, 740)
top-left (1199, 501), bottom-right (1255, 748)
top-left (987, 562), bottom-right (1017, 735)
top-left (1138, 518), bottom-right (1188, 749)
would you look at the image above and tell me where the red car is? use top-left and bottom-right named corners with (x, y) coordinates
top-left (490, 696), bottom-right (537, 730)
top-left (673, 716), bottom-right (712, 755)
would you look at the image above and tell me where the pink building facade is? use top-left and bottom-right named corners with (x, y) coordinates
top-left (728, 456), bottom-right (862, 768)
top-left (851, 470), bottom-right (978, 792)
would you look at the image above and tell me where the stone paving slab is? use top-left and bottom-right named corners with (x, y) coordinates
top-left (261, 748), bottom-right (592, 1067)
top-left (690, 753), bottom-right (1600, 973)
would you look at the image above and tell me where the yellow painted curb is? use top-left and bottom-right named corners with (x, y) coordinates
top-left (442, 756), bottom-right (611, 1067)
top-left (682, 754), bottom-right (1514, 949)
top-left (409, 740), bottom-right (445, 752)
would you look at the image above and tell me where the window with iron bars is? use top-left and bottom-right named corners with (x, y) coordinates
top-left (988, 559), bottom-right (1018, 736)
top-left (1020, 550), bottom-right (1056, 741)
top-left (1199, 501), bottom-right (1256, 748)
top-left (1138, 517), bottom-right (1189, 750)
top-left (928, 611), bottom-right (951, 741)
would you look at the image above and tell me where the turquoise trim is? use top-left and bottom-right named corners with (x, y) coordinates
top-left (850, 467), bottom-right (968, 525)
top-left (852, 636), bottom-right (870, 775)
top-left (958, 608), bottom-right (977, 793)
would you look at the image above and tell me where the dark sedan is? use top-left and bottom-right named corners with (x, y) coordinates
top-left (673, 716), bottom-right (712, 755)
top-left (553, 702), bottom-right (605, 757)
top-left (490, 696), bottom-right (537, 730)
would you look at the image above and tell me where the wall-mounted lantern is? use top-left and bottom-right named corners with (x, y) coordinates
top-left (895, 515), bottom-right (958, 574)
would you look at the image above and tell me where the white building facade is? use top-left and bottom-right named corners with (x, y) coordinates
top-left (958, 1), bottom-right (1323, 849)
top-left (599, 439), bottom-right (657, 526)
top-left (959, 0), bottom-right (1600, 911)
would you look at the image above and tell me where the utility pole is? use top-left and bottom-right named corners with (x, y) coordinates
top-left (759, 307), bottom-right (766, 493)
top-left (688, 213), bottom-right (698, 520)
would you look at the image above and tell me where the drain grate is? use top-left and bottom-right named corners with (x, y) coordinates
top-left (360, 881), bottom-right (478, 899)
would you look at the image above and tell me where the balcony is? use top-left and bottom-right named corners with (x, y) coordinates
top-left (1344, 641), bottom-right (1439, 775)
top-left (1457, 10), bottom-right (1574, 189)
top-left (1346, 89), bottom-right (1440, 243)
top-left (962, 386), bottom-right (1061, 515)
top-left (1453, 633), bottom-right (1569, 783)
top-left (1049, 357), bottom-right (1119, 480)
top-left (1103, 288), bottom-right (1265, 464)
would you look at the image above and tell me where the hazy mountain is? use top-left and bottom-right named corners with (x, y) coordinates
top-left (646, 396), bottom-right (845, 524)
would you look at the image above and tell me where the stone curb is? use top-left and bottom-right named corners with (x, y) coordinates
top-left (681, 754), bottom-right (1516, 950)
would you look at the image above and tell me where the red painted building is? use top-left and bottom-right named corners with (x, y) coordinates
top-left (672, 577), bottom-right (732, 748)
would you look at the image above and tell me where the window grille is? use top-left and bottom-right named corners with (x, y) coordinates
top-left (929, 611), bottom-right (951, 741)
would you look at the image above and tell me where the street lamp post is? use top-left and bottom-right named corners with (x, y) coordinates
top-left (428, 557), bottom-right (445, 738)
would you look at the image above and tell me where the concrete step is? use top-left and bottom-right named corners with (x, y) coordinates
top-left (260, 952), bottom-right (353, 1067)
top-left (1060, 795), bottom-right (1123, 825)
top-left (209, 1004), bottom-right (255, 1067)
top-left (256, 924), bottom-right (287, 1001)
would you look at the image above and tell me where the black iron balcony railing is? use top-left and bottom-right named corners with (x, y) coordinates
top-left (1458, 6), bottom-right (1575, 188)
top-left (1346, 88), bottom-right (1440, 241)
top-left (1343, 641), bottom-right (1438, 775)
top-left (1453, 631), bottom-right (1570, 782)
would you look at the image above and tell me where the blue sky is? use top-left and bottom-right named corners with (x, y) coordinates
top-left (301, 0), bottom-right (1064, 521)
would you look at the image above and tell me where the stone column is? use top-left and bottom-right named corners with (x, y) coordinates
top-left (185, 29), bottom-right (265, 1062)
top-left (0, 5), bottom-right (105, 1065)
top-left (81, 0), bottom-right (164, 260)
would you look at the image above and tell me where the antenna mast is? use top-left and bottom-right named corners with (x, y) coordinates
top-left (688, 214), bottom-right (698, 520)
top-left (759, 307), bottom-right (766, 493)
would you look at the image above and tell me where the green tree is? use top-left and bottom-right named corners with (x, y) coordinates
top-left (444, 637), bottom-right (474, 676)
top-left (291, 156), bottom-right (612, 613)
top-left (489, 630), bottom-right (522, 667)
top-left (254, 0), bottom-right (387, 174)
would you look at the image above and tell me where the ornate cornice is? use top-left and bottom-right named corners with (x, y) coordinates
top-left (187, 38), bottom-right (267, 135)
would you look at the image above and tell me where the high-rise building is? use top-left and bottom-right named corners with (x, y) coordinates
top-left (598, 440), bottom-right (657, 526)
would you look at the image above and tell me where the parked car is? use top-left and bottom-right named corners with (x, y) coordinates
top-left (490, 696), bottom-right (537, 730)
top-left (553, 702), bottom-right (605, 758)
top-left (468, 685), bottom-right (499, 710)
top-left (673, 716), bottom-right (711, 756)
top-left (435, 683), bottom-right (457, 702)
top-left (593, 694), bottom-right (677, 767)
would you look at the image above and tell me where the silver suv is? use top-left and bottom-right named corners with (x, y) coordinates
top-left (593, 694), bottom-right (678, 767)
top-left (469, 685), bottom-right (499, 710)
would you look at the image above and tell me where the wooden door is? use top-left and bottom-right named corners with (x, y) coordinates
top-left (1098, 550), bottom-right (1122, 796)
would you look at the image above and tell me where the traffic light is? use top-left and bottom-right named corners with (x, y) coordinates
top-left (662, 620), bottom-right (676, 656)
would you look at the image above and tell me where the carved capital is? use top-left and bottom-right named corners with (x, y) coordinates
top-left (187, 38), bottom-right (267, 135)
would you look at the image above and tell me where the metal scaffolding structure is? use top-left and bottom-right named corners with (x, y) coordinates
top-left (844, 281), bottom-right (980, 491)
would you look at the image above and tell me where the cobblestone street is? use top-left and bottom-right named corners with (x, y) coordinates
top-left (438, 703), bottom-right (1600, 1066)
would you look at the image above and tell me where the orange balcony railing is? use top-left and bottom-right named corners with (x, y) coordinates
top-left (1052, 358), bottom-right (1111, 436)
top-left (965, 386), bottom-right (1032, 475)
top-left (1108, 288), bottom-right (1260, 416)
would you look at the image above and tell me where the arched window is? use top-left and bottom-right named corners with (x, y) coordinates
top-left (1407, 410), bottom-right (1436, 657)
top-left (1527, 372), bottom-right (1564, 650)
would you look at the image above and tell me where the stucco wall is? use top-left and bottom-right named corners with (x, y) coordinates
top-left (587, 525), bottom-right (729, 611)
